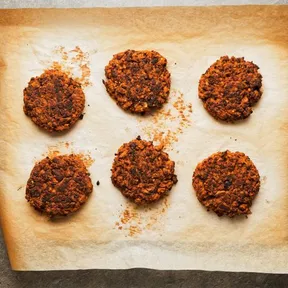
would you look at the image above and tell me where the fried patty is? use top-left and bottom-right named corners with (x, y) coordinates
top-left (192, 150), bottom-right (260, 217)
top-left (26, 154), bottom-right (93, 217)
top-left (104, 50), bottom-right (171, 113)
top-left (23, 69), bottom-right (85, 132)
top-left (198, 56), bottom-right (262, 122)
top-left (111, 136), bottom-right (177, 204)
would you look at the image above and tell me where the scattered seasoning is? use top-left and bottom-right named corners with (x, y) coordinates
top-left (77, 153), bottom-right (95, 168)
top-left (120, 209), bottom-right (132, 224)
top-left (96, 181), bottom-right (100, 186)
top-left (53, 46), bottom-right (92, 88)
top-left (139, 90), bottom-right (192, 148)
top-left (116, 197), bottom-right (170, 237)
top-left (129, 225), bottom-right (141, 237)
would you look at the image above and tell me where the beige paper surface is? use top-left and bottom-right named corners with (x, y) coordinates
top-left (0, 6), bottom-right (288, 272)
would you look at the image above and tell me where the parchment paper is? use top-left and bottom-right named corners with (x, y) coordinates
top-left (0, 6), bottom-right (288, 272)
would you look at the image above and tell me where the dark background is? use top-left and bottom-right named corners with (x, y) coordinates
top-left (1, 230), bottom-right (288, 288)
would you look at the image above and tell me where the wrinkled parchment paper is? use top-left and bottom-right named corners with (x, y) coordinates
top-left (0, 6), bottom-right (288, 272)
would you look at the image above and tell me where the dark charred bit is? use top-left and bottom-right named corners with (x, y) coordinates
top-left (79, 114), bottom-right (84, 120)
top-left (111, 137), bottom-right (177, 205)
top-left (96, 181), bottom-right (100, 186)
top-left (224, 179), bottom-right (232, 190)
top-left (192, 150), bottom-right (260, 218)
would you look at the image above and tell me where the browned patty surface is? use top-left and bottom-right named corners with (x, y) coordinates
top-left (26, 154), bottom-right (93, 216)
top-left (23, 69), bottom-right (85, 132)
top-left (198, 56), bottom-right (262, 122)
top-left (111, 136), bottom-right (177, 204)
top-left (104, 50), bottom-right (171, 113)
top-left (192, 150), bottom-right (260, 217)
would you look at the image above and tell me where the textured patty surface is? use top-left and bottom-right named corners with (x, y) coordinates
top-left (104, 50), bottom-right (171, 113)
top-left (111, 136), bottom-right (177, 204)
top-left (24, 69), bottom-right (85, 132)
top-left (26, 155), bottom-right (93, 216)
top-left (192, 150), bottom-right (260, 217)
top-left (198, 56), bottom-right (262, 122)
